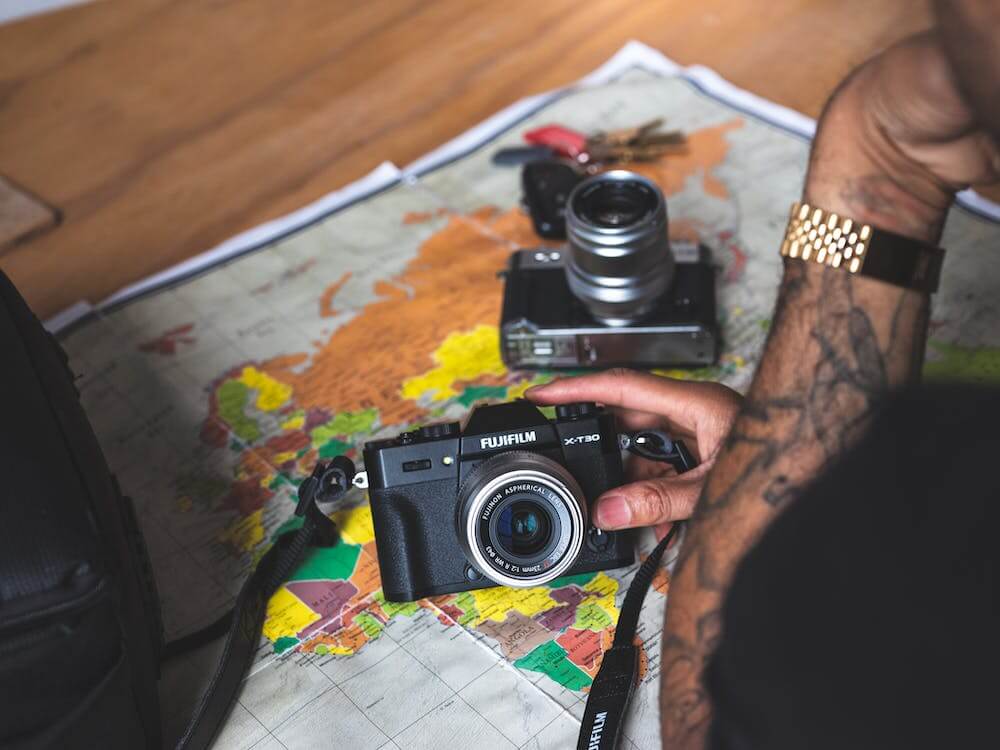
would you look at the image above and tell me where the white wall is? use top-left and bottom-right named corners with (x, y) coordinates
top-left (0, 0), bottom-right (92, 25)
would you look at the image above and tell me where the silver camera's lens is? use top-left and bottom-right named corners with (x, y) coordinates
top-left (565, 170), bottom-right (672, 326)
top-left (458, 452), bottom-right (587, 588)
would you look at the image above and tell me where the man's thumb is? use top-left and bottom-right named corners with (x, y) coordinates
top-left (593, 478), bottom-right (701, 530)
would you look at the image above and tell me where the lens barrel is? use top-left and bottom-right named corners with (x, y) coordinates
top-left (458, 452), bottom-right (587, 588)
top-left (565, 170), bottom-right (673, 326)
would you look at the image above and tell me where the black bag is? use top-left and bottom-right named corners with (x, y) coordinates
top-left (0, 271), bottom-right (163, 748)
top-left (0, 271), bottom-right (343, 749)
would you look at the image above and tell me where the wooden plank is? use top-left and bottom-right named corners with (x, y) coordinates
top-left (0, 176), bottom-right (59, 253)
top-left (0, 0), bottom-right (936, 317)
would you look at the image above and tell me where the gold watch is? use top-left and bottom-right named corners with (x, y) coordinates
top-left (779, 202), bottom-right (945, 293)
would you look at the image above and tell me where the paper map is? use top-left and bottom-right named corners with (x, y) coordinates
top-left (52, 42), bottom-right (1000, 749)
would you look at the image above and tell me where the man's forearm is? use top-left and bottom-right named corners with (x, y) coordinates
top-left (656, 40), bottom-right (952, 744)
top-left (659, 257), bottom-right (930, 747)
top-left (655, 25), bottom-right (998, 747)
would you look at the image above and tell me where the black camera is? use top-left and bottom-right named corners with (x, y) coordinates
top-left (501, 170), bottom-right (719, 369)
top-left (363, 400), bottom-right (633, 602)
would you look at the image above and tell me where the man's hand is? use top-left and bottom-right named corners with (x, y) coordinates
top-left (526, 370), bottom-right (742, 540)
top-left (806, 32), bottom-right (1000, 243)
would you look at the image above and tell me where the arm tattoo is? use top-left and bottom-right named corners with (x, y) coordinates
top-left (837, 175), bottom-right (945, 243)
top-left (660, 259), bottom-right (929, 748)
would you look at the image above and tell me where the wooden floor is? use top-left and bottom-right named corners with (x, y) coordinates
top-left (0, 0), bottom-right (936, 319)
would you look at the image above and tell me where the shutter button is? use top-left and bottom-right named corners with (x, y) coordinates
top-left (555, 402), bottom-right (598, 420)
top-left (418, 422), bottom-right (460, 439)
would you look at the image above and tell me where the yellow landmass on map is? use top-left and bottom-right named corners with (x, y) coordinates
top-left (577, 572), bottom-right (619, 631)
top-left (218, 509), bottom-right (265, 554)
top-left (469, 584), bottom-right (561, 626)
top-left (281, 412), bottom-right (305, 430)
top-left (505, 378), bottom-right (544, 400)
top-left (401, 325), bottom-right (506, 402)
top-left (262, 587), bottom-right (319, 641)
top-left (238, 366), bottom-right (293, 412)
top-left (655, 354), bottom-right (746, 380)
top-left (332, 504), bottom-right (376, 545)
top-left (272, 450), bottom-right (297, 465)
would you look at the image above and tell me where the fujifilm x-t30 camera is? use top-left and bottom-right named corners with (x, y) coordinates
top-left (501, 170), bottom-right (719, 369)
top-left (363, 400), bottom-right (632, 602)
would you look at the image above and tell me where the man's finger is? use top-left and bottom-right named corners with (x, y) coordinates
top-left (592, 476), bottom-right (702, 530)
top-left (526, 368), bottom-right (737, 436)
top-left (606, 405), bottom-right (664, 432)
top-left (653, 521), bottom-right (674, 543)
top-left (625, 456), bottom-right (677, 482)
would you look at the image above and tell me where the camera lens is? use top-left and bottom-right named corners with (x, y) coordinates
top-left (496, 500), bottom-right (552, 557)
top-left (458, 452), bottom-right (587, 588)
top-left (573, 178), bottom-right (658, 228)
top-left (565, 170), bottom-right (673, 326)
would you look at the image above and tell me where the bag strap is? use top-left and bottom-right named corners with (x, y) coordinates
top-left (172, 457), bottom-right (351, 750)
top-left (576, 432), bottom-right (696, 750)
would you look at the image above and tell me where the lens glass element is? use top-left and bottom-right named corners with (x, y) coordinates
top-left (458, 453), bottom-right (588, 588)
top-left (573, 180), bottom-right (658, 229)
top-left (496, 498), bottom-right (553, 558)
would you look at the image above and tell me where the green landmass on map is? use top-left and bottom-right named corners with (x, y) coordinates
top-left (287, 541), bottom-right (362, 583)
top-left (515, 640), bottom-right (593, 691)
top-left (925, 341), bottom-right (1000, 384)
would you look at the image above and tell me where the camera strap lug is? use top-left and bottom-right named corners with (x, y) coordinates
top-left (352, 471), bottom-right (369, 490)
top-left (619, 429), bottom-right (696, 472)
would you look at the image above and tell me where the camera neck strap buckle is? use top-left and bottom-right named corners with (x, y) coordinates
top-left (620, 429), bottom-right (695, 472)
top-left (294, 456), bottom-right (355, 548)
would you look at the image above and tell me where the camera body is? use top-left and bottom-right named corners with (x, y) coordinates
top-left (500, 241), bottom-right (719, 369)
top-left (502, 169), bottom-right (720, 370)
top-left (363, 400), bottom-right (633, 602)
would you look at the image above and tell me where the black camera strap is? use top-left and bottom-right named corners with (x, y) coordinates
top-left (576, 431), bottom-right (696, 750)
top-left (165, 432), bottom-right (692, 750)
top-left (168, 457), bottom-right (351, 750)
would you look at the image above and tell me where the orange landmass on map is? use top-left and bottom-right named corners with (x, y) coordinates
top-left (319, 272), bottom-right (352, 318)
top-left (346, 544), bottom-right (382, 602)
top-left (628, 119), bottom-right (743, 199)
top-left (138, 322), bottom-right (196, 356)
top-left (259, 119), bottom-right (742, 424)
top-left (261, 206), bottom-right (516, 424)
top-left (403, 207), bottom-right (449, 224)
top-left (636, 635), bottom-right (649, 681)
top-left (301, 621), bottom-right (369, 653)
top-left (652, 565), bottom-right (670, 596)
top-left (558, 627), bottom-right (603, 672)
top-left (580, 630), bottom-right (649, 682)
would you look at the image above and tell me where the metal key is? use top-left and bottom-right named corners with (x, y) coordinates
top-left (589, 118), bottom-right (665, 147)
top-left (585, 118), bottom-right (688, 163)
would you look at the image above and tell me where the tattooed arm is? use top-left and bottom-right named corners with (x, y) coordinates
top-left (660, 32), bottom-right (1000, 749)
top-left (658, 261), bottom-right (929, 746)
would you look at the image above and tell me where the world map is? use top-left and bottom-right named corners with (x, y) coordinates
top-left (56, 51), bottom-right (1000, 750)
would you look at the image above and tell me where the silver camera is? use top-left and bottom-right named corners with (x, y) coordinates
top-left (500, 170), bottom-right (719, 369)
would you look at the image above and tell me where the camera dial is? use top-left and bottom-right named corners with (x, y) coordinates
top-left (457, 451), bottom-right (587, 588)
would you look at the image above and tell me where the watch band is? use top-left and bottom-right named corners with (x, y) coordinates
top-left (780, 202), bottom-right (945, 293)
